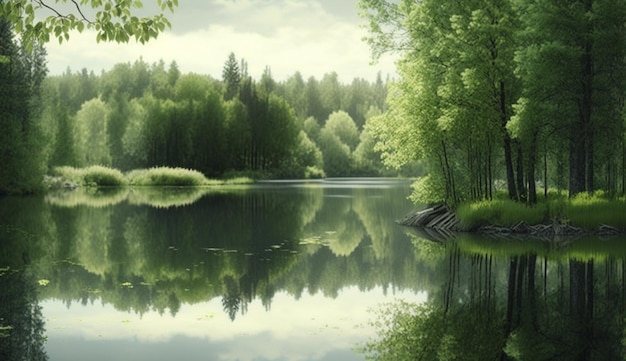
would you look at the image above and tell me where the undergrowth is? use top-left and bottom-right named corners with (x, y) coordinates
top-left (457, 191), bottom-right (626, 230)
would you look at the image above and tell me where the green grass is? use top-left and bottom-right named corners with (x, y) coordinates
top-left (53, 165), bottom-right (126, 187)
top-left (457, 192), bottom-right (626, 230)
top-left (126, 167), bottom-right (213, 186)
top-left (50, 166), bottom-right (255, 188)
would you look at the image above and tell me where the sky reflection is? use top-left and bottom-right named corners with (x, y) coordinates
top-left (43, 286), bottom-right (426, 361)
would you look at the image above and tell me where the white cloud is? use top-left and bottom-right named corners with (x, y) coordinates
top-left (44, 0), bottom-right (396, 82)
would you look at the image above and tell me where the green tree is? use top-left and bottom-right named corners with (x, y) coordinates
top-left (121, 98), bottom-right (148, 167)
top-left (0, 18), bottom-right (47, 194)
top-left (49, 104), bottom-right (78, 167)
top-left (222, 52), bottom-right (241, 101)
top-left (75, 98), bottom-right (111, 166)
top-left (360, 0), bottom-right (521, 204)
top-left (324, 111), bottom-right (359, 151)
top-left (512, 0), bottom-right (626, 198)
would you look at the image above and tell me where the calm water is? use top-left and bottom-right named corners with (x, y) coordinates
top-left (2, 179), bottom-right (626, 361)
top-left (0, 179), bottom-right (423, 361)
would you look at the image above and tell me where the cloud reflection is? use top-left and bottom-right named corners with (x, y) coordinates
top-left (43, 287), bottom-right (426, 361)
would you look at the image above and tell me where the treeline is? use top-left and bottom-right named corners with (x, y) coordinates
top-left (361, 0), bottom-right (626, 204)
top-left (0, 31), bottom-right (408, 195)
top-left (44, 54), bottom-right (393, 179)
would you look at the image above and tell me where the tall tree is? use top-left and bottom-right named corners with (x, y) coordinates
top-left (360, 0), bottom-right (521, 204)
top-left (0, 17), bottom-right (47, 194)
top-left (222, 52), bottom-right (241, 101)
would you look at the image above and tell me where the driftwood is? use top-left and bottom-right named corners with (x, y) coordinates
top-left (396, 203), bottom-right (462, 231)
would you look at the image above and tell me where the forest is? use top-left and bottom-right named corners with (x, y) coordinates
top-left (0, 16), bottom-right (409, 195)
top-left (360, 0), bottom-right (626, 205)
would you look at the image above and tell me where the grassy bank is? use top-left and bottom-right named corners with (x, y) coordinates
top-left (48, 166), bottom-right (254, 188)
top-left (456, 191), bottom-right (626, 230)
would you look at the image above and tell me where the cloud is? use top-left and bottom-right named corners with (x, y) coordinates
top-left (45, 0), bottom-right (396, 82)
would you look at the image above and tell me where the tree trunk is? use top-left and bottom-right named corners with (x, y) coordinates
top-left (501, 81), bottom-right (518, 201)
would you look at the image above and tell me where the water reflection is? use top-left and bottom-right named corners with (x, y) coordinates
top-left (8, 182), bottom-right (624, 360)
top-left (0, 180), bottom-right (419, 361)
top-left (364, 233), bottom-right (626, 360)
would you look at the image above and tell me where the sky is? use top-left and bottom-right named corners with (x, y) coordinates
top-left (44, 0), bottom-right (397, 83)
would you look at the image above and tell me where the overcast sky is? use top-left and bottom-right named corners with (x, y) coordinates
top-left (44, 0), bottom-right (397, 83)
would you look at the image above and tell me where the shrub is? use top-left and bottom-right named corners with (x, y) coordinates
top-left (82, 165), bottom-right (126, 187)
top-left (52, 165), bottom-right (126, 187)
top-left (126, 167), bottom-right (210, 186)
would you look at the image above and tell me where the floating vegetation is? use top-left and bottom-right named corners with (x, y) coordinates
top-left (37, 279), bottom-right (50, 286)
top-left (299, 236), bottom-right (330, 246)
top-left (203, 247), bottom-right (224, 252)
top-left (121, 282), bottom-right (133, 288)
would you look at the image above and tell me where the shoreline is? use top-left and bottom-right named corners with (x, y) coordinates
top-left (398, 203), bottom-right (624, 242)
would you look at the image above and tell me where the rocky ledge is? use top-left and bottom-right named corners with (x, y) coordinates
top-left (397, 203), bottom-right (623, 241)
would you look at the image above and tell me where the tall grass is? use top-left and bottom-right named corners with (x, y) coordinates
top-left (457, 199), bottom-right (548, 229)
top-left (51, 166), bottom-right (254, 188)
top-left (127, 167), bottom-right (213, 186)
top-left (457, 192), bottom-right (626, 230)
top-left (53, 166), bottom-right (126, 187)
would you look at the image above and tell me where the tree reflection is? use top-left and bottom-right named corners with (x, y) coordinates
top-left (364, 237), bottom-right (626, 360)
top-left (3, 182), bottom-right (420, 325)
top-left (0, 269), bottom-right (48, 361)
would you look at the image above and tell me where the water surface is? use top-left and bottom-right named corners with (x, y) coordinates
top-left (0, 179), bottom-right (424, 361)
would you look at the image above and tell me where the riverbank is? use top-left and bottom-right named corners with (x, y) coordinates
top-left (398, 200), bottom-right (625, 241)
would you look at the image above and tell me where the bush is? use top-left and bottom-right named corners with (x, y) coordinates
top-left (126, 167), bottom-right (210, 186)
top-left (52, 165), bottom-right (126, 187)
top-left (82, 165), bottom-right (126, 186)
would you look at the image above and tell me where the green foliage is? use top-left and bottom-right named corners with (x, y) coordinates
top-left (361, 301), bottom-right (444, 361)
top-left (53, 165), bottom-right (126, 187)
top-left (456, 192), bottom-right (626, 230)
top-left (457, 199), bottom-right (548, 229)
top-left (1, 0), bottom-right (178, 49)
top-left (360, 0), bottom-right (626, 203)
top-left (566, 193), bottom-right (626, 229)
top-left (0, 18), bottom-right (48, 195)
top-left (126, 167), bottom-right (211, 186)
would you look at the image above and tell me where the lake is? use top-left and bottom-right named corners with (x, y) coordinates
top-left (2, 179), bottom-right (626, 361)
top-left (0, 179), bottom-right (423, 361)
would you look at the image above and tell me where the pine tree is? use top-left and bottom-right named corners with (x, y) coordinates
top-left (222, 52), bottom-right (241, 101)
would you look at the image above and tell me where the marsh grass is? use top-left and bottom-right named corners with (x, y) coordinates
top-left (457, 191), bottom-right (626, 230)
